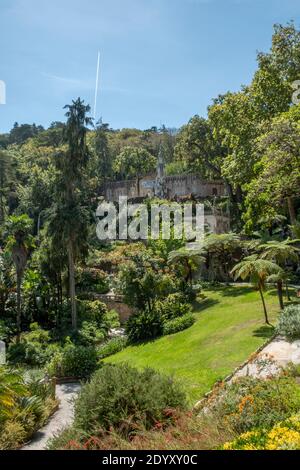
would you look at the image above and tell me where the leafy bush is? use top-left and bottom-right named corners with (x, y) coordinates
top-left (47, 344), bottom-right (98, 378)
top-left (102, 309), bottom-right (120, 331)
top-left (78, 300), bottom-right (119, 331)
top-left (78, 300), bottom-right (108, 326)
top-left (208, 375), bottom-right (300, 434)
top-left (77, 267), bottom-right (110, 294)
top-left (276, 304), bottom-right (300, 339)
top-left (155, 293), bottom-right (191, 322)
top-left (126, 293), bottom-right (193, 343)
top-left (223, 413), bottom-right (300, 450)
top-left (69, 364), bottom-right (186, 437)
top-left (97, 337), bottom-right (127, 359)
top-left (118, 254), bottom-right (176, 311)
top-left (163, 313), bottom-right (195, 336)
top-left (76, 321), bottom-right (106, 346)
top-left (7, 323), bottom-right (60, 366)
top-left (126, 309), bottom-right (163, 343)
top-left (0, 366), bottom-right (57, 449)
top-left (0, 420), bottom-right (27, 450)
top-left (0, 319), bottom-right (15, 342)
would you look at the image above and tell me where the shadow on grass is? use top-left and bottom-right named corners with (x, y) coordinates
top-left (193, 297), bottom-right (219, 312)
top-left (266, 288), bottom-right (280, 297)
top-left (219, 286), bottom-right (254, 297)
top-left (252, 324), bottom-right (275, 339)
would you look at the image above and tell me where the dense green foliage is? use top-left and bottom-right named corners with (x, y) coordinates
top-left (47, 344), bottom-right (98, 378)
top-left (1, 22), bottom-right (300, 451)
top-left (0, 366), bottom-right (57, 450)
top-left (97, 337), bottom-right (128, 360)
top-left (162, 313), bottom-right (195, 336)
top-left (107, 287), bottom-right (280, 402)
top-left (276, 304), bottom-right (300, 339)
top-left (208, 375), bottom-right (300, 434)
top-left (48, 363), bottom-right (186, 449)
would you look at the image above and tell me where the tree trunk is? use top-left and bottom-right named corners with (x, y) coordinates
top-left (68, 240), bottom-right (77, 330)
top-left (287, 197), bottom-right (297, 225)
top-left (16, 275), bottom-right (21, 342)
top-left (285, 281), bottom-right (291, 301)
top-left (258, 283), bottom-right (270, 325)
top-left (277, 279), bottom-right (284, 310)
top-left (136, 177), bottom-right (140, 197)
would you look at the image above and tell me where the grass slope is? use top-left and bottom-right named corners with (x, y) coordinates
top-left (106, 286), bottom-right (281, 404)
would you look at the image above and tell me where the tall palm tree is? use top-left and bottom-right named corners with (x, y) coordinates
top-left (53, 98), bottom-right (92, 330)
top-left (168, 247), bottom-right (205, 285)
top-left (259, 239), bottom-right (299, 309)
top-left (5, 215), bottom-right (34, 339)
top-left (231, 255), bottom-right (281, 324)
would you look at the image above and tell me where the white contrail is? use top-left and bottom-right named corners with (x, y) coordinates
top-left (93, 51), bottom-right (100, 120)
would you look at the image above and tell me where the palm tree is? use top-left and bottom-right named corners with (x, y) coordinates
top-left (168, 247), bottom-right (205, 285)
top-left (259, 239), bottom-right (299, 309)
top-left (5, 215), bottom-right (34, 339)
top-left (50, 98), bottom-right (92, 330)
top-left (231, 255), bottom-right (281, 324)
top-left (202, 233), bottom-right (241, 281)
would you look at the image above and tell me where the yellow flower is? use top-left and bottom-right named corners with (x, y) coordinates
top-left (266, 426), bottom-right (300, 450)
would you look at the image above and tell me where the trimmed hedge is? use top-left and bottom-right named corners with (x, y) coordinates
top-left (163, 313), bottom-right (195, 336)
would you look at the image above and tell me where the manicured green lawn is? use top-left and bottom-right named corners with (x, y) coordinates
top-left (105, 286), bottom-right (282, 404)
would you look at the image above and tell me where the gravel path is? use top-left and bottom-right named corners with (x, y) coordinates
top-left (22, 382), bottom-right (81, 451)
top-left (232, 336), bottom-right (300, 380)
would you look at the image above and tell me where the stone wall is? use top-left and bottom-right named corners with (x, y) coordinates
top-left (99, 174), bottom-right (230, 234)
top-left (96, 293), bottom-right (134, 324)
top-left (101, 174), bottom-right (226, 201)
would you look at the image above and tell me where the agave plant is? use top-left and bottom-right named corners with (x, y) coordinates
top-left (18, 395), bottom-right (45, 420)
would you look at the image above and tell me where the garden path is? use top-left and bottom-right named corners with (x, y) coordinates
top-left (22, 382), bottom-right (81, 451)
top-left (233, 336), bottom-right (300, 380)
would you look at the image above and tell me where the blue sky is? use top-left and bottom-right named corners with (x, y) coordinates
top-left (0, 0), bottom-right (299, 132)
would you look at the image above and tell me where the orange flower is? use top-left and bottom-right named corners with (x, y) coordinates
top-left (238, 395), bottom-right (254, 413)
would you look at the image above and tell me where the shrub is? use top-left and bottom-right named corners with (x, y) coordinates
top-left (118, 254), bottom-right (176, 311)
top-left (163, 313), bottom-right (195, 336)
top-left (77, 267), bottom-right (110, 294)
top-left (78, 300), bottom-right (108, 326)
top-left (126, 309), bottom-right (163, 343)
top-left (102, 309), bottom-right (120, 331)
top-left (71, 364), bottom-right (186, 437)
top-left (276, 304), bottom-right (300, 339)
top-left (125, 294), bottom-right (193, 343)
top-left (7, 324), bottom-right (60, 366)
top-left (0, 420), bottom-right (27, 450)
top-left (0, 366), bottom-right (58, 450)
top-left (155, 293), bottom-right (191, 322)
top-left (208, 375), bottom-right (300, 434)
top-left (97, 337), bottom-right (127, 360)
top-left (223, 413), bottom-right (300, 450)
top-left (47, 345), bottom-right (98, 378)
top-left (76, 321), bottom-right (106, 346)
top-left (78, 300), bottom-right (120, 333)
